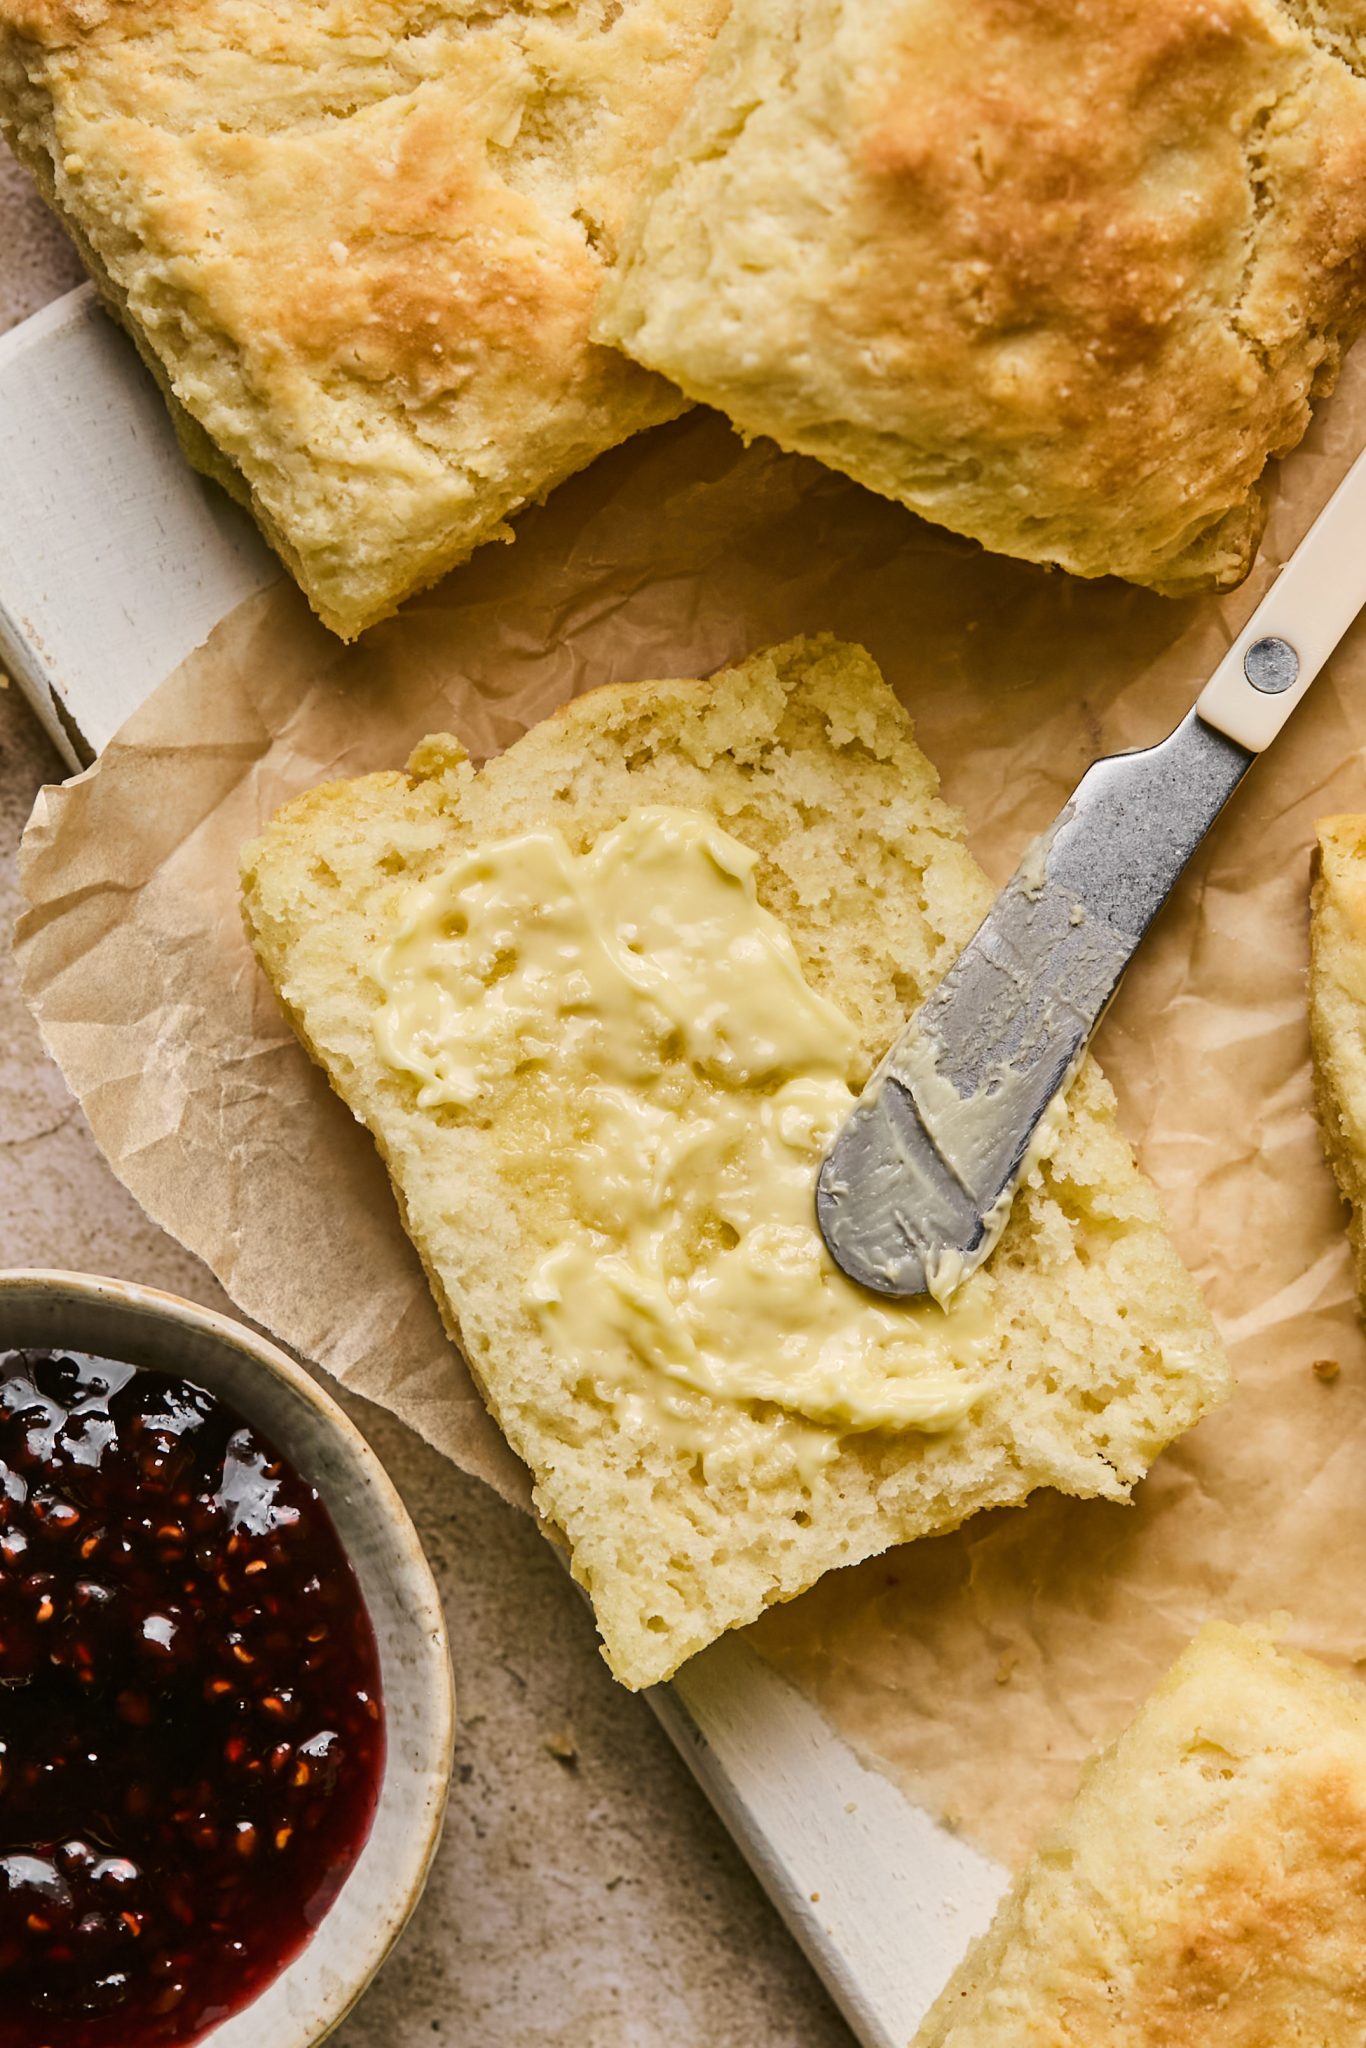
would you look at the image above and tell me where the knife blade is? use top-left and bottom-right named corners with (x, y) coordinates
top-left (816, 711), bottom-right (1249, 1299)
top-left (817, 444), bottom-right (1366, 1302)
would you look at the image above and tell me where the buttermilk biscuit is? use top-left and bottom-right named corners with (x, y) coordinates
top-left (240, 637), bottom-right (1228, 1688)
top-left (916, 1623), bottom-right (1366, 2047)
top-left (1310, 816), bottom-right (1366, 1295)
top-left (0, 0), bottom-right (725, 638)
top-left (596, 0), bottom-right (1366, 597)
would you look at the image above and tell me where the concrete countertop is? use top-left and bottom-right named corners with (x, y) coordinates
top-left (0, 148), bottom-right (856, 2048)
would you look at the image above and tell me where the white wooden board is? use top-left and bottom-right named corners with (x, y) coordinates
top-left (0, 286), bottom-right (277, 767)
top-left (0, 285), bottom-right (1009, 2047)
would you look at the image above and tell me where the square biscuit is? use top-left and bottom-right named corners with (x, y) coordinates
top-left (917, 1623), bottom-right (1366, 2046)
top-left (1310, 816), bottom-right (1366, 1296)
top-left (0, 0), bottom-right (725, 637)
top-left (240, 637), bottom-right (1229, 1688)
top-left (597, 0), bottom-right (1366, 595)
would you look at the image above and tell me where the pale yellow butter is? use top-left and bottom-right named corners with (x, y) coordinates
top-left (374, 806), bottom-right (985, 1461)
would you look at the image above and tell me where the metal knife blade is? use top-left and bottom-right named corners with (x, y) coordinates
top-left (816, 710), bottom-right (1251, 1300)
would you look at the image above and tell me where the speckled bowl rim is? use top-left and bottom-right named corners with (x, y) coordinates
top-left (0, 1268), bottom-right (456, 2048)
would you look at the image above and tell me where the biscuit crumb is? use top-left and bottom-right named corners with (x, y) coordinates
top-left (542, 1727), bottom-right (579, 1767)
top-left (1312, 1357), bottom-right (1341, 1382)
top-left (995, 1653), bottom-right (1018, 1686)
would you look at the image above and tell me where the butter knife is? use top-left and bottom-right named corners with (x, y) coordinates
top-left (817, 447), bottom-right (1366, 1301)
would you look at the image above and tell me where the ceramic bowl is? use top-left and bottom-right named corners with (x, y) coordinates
top-left (0, 1268), bottom-right (455, 2047)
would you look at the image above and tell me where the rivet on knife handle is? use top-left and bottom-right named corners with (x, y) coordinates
top-left (817, 446), bottom-right (1366, 1303)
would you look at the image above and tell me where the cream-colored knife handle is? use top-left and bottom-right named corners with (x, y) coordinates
top-left (1196, 448), bottom-right (1366, 752)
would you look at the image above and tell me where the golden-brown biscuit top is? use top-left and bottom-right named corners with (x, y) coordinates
top-left (598, 0), bottom-right (1366, 594)
top-left (0, 0), bottom-right (725, 634)
top-left (917, 1624), bottom-right (1366, 2045)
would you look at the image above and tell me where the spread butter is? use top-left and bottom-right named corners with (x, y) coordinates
top-left (375, 807), bottom-right (984, 1461)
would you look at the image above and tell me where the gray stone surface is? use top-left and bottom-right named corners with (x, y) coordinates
top-left (0, 149), bottom-right (83, 332)
top-left (0, 151), bottom-right (858, 2046)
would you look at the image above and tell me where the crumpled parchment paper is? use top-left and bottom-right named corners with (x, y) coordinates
top-left (17, 358), bottom-right (1366, 1866)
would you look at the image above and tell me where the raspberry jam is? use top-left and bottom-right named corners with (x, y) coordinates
top-left (0, 1350), bottom-right (384, 2047)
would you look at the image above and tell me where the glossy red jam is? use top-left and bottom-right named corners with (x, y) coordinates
top-left (0, 1349), bottom-right (384, 2047)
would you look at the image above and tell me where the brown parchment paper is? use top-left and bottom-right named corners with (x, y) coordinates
top-left (17, 359), bottom-right (1366, 1869)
